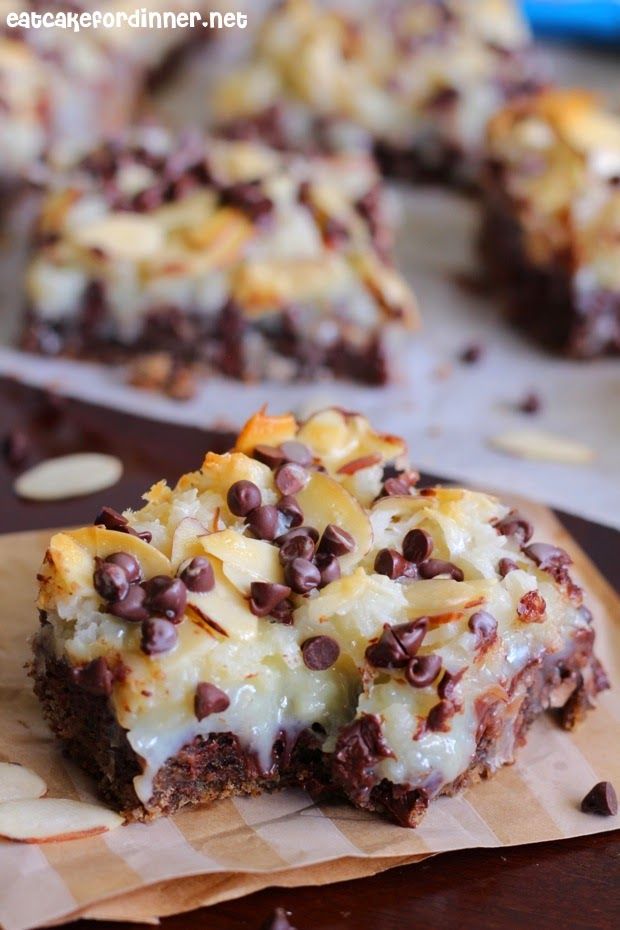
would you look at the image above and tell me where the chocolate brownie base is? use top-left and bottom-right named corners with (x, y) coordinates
top-left (480, 195), bottom-right (620, 358)
top-left (32, 617), bottom-right (607, 826)
top-left (20, 303), bottom-right (389, 387)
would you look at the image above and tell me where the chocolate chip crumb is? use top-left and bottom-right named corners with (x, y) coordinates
top-left (518, 392), bottom-right (542, 415)
top-left (459, 342), bottom-right (484, 364)
top-left (580, 781), bottom-right (617, 817)
top-left (194, 682), bottom-right (230, 720)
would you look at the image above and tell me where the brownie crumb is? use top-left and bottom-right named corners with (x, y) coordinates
top-left (459, 342), bottom-right (485, 364)
top-left (580, 781), bottom-right (618, 816)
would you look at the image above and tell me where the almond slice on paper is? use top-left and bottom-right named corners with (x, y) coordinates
top-left (0, 763), bottom-right (47, 803)
top-left (0, 798), bottom-right (123, 843)
top-left (489, 430), bottom-right (595, 465)
top-left (14, 453), bottom-right (123, 501)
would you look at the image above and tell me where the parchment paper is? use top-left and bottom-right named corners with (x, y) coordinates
top-left (0, 495), bottom-right (618, 930)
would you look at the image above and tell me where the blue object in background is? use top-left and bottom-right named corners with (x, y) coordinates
top-left (521, 1), bottom-right (620, 43)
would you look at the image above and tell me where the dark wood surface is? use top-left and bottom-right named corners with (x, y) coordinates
top-left (1, 376), bottom-right (618, 930)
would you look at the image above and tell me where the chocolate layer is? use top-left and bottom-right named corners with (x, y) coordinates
top-left (31, 614), bottom-right (607, 826)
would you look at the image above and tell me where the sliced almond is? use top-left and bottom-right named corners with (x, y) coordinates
top-left (187, 561), bottom-right (258, 641)
top-left (15, 453), bottom-right (123, 501)
top-left (0, 798), bottom-right (123, 843)
top-left (73, 213), bottom-right (164, 259)
top-left (201, 528), bottom-right (282, 593)
top-left (170, 517), bottom-right (209, 569)
top-left (295, 471), bottom-right (373, 571)
top-left (489, 430), bottom-right (595, 465)
top-left (0, 764), bottom-right (47, 803)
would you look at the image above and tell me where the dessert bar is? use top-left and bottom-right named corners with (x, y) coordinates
top-left (214, 0), bottom-right (541, 186)
top-left (0, 1), bottom-right (212, 191)
top-left (22, 128), bottom-right (417, 385)
top-left (482, 89), bottom-right (620, 357)
top-left (32, 407), bottom-right (607, 827)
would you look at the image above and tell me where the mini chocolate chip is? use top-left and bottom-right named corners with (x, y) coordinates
top-left (316, 552), bottom-right (341, 588)
top-left (94, 560), bottom-right (130, 603)
top-left (426, 699), bottom-right (455, 732)
top-left (366, 625), bottom-right (408, 668)
top-left (247, 504), bottom-right (280, 541)
top-left (405, 654), bottom-right (442, 688)
top-left (2, 428), bottom-right (30, 467)
top-left (108, 584), bottom-right (150, 622)
top-left (143, 576), bottom-right (187, 623)
top-left (498, 557), bottom-right (518, 577)
top-left (285, 557), bottom-right (321, 594)
top-left (71, 657), bottom-right (113, 697)
top-left (280, 440), bottom-right (313, 466)
top-left (402, 528), bottom-right (433, 564)
top-left (277, 525), bottom-right (319, 547)
top-left (260, 908), bottom-right (297, 930)
top-left (253, 444), bottom-right (285, 469)
top-left (301, 635), bottom-right (340, 670)
top-left (580, 781), bottom-right (618, 817)
top-left (94, 506), bottom-right (152, 543)
top-left (468, 610), bottom-right (498, 646)
top-left (106, 552), bottom-right (141, 584)
top-left (419, 559), bottom-right (464, 581)
top-left (141, 617), bottom-right (178, 656)
top-left (523, 543), bottom-right (572, 571)
top-left (318, 524), bottom-right (355, 557)
top-left (220, 180), bottom-right (273, 224)
top-left (179, 556), bottom-right (214, 593)
top-left (275, 463), bottom-right (307, 495)
top-left (279, 532), bottom-right (315, 564)
top-left (277, 495), bottom-right (304, 528)
top-left (194, 682), bottom-right (230, 720)
top-left (374, 548), bottom-right (408, 579)
top-left (249, 582), bottom-right (292, 617)
top-left (365, 618), bottom-right (428, 669)
top-left (393, 618), bottom-right (429, 656)
top-left (270, 598), bottom-right (294, 624)
top-left (496, 510), bottom-right (533, 545)
top-left (517, 590), bottom-right (546, 623)
top-left (227, 480), bottom-right (262, 517)
top-left (94, 505), bottom-right (128, 532)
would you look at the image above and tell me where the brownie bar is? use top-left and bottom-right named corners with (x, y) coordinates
top-left (481, 90), bottom-right (620, 357)
top-left (0, 2), bottom-right (212, 190)
top-left (23, 130), bottom-right (417, 387)
top-left (32, 407), bottom-right (607, 827)
top-left (213, 0), bottom-right (541, 186)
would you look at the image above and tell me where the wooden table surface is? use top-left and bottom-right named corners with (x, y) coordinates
top-left (1, 377), bottom-right (618, 930)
